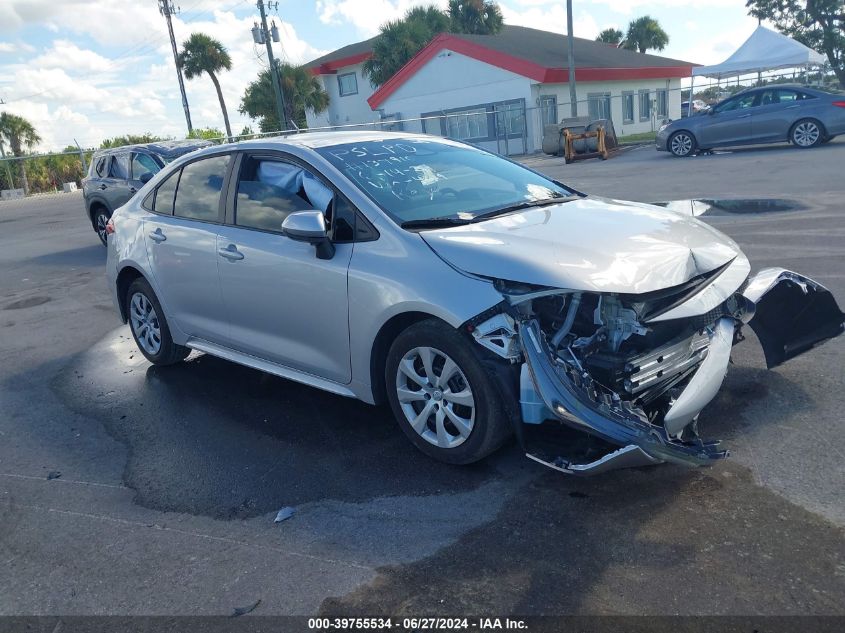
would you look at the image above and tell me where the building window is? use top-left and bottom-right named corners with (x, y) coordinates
top-left (656, 89), bottom-right (668, 117)
top-left (539, 95), bottom-right (557, 125)
top-left (622, 92), bottom-right (635, 123)
top-left (446, 107), bottom-right (489, 140)
top-left (337, 72), bottom-right (358, 97)
top-left (494, 101), bottom-right (525, 136)
top-left (587, 93), bottom-right (611, 121)
top-left (639, 89), bottom-right (652, 121)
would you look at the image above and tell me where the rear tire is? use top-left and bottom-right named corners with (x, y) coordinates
top-left (385, 319), bottom-right (511, 464)
top-left (668, 131), bottom-right (696, 157)
top-left (126, 278), bottom-right (189, 366)
top-left (92, 207), bottom-right (110, 246)
top-left (790, 119), bottom-right (823, 148)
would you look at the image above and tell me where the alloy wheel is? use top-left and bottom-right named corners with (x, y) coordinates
top-left (395, 346), bottom-right (476, 449)
top-left (129, 292), bottom-right (162, 355)
top-left (670, 132), bottom-right (693, 156)
top-left (793, 121), bottom-right (820, 147)
top-left (96, 213), bottom-right (108, 245)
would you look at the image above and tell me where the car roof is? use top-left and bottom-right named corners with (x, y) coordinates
top-left (94, 139), bottom-right (213, 158)
top-left (173, 131), bottom-right (446, 162)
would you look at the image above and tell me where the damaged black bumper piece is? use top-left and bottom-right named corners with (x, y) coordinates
top-left (518, 268), bottom-right (844, 475)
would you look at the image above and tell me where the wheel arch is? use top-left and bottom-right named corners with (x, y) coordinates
top-left (87, 198), bottom-right (111, 226)
top-left (369, 311), bottom-right (452, 405)
top-left (115, 265), bottom-right (147, 323)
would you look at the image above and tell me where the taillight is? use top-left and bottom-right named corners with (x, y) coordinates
top-left (833, 101), bottom-right (845, 108)
top-left (105, 218), bottom-right (115, 235)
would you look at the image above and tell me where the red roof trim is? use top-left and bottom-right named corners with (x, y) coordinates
top-left (368, 34), bottom-right (694, 109)
top-left (309, 51), bottom-right (372, 76)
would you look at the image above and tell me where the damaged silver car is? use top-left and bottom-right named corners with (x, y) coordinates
top-left (106, 132), bottom-right (844, 474)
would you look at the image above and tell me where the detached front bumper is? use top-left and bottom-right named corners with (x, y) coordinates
top-left (518, 269), bottom-right (844, 475)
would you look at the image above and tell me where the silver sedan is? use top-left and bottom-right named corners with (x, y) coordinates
top-left (657, 84), bottom-right (845, 156)
top-left (105, 132), bottom-right (844, 475)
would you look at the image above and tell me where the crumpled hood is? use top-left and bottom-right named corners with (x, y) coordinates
top-left (419, 196), bottom-right (742, 294)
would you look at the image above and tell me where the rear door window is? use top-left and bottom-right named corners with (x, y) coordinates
top-left (153, 169), bottom-right (180, 215)
top-left (234, 156), bottom-right (333, 233)
top-left (108, 153), bottom-right (130, 179)
top-left (173, 154), bottom-right (230, 222)
top-left (94, 157), bottom-right (107, 177)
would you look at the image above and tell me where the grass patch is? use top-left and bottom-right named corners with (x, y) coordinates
top-left (617, 131), bottom-right (657, 144)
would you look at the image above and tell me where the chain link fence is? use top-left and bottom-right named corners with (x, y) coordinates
top-left (2, 69), bottom-right (837, 200)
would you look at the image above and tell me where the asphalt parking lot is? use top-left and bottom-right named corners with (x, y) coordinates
top-left (1, 140), bottom-right (843, 617)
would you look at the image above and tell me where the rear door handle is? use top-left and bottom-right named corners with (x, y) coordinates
top-left (786, 105), bottom-right (800, 109)
top-left (129, 186), bottom-right (136, 194)
top-left (218, 244), bottom-right (244, 261)
top-left (98, 184), bottom-right (107, 190)
top-left (148, 228), bottom-right (166, 243)
top-left (737, 114), bottom-right (751, 119)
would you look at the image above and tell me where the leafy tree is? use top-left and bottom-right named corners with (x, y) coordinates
top-left (363, 5), bottom-right (451, 86)
top-left (240, 63), bottom-right (330, 132)
top-left (187, 126), bottom-right (225, 141)
top-left (596, 28), bottom-right (624, 45)
top-left (178, 33), bottom-right (234, 139)
top-left (238, 125), bottom-right (255, 139)
top-left (0, 112), bottom-right (41, 194)
top-left (100, 133), bottom-right (165, 149)
top-left (448, 0), bottom-right (503, 35)
top-left (747, 0), bottom-right (845, 87)
top-left (623, 15), bottom-right (670, 53)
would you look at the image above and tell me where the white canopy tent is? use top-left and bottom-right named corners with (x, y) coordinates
top-left (687, 25), bottom-right (827, 115)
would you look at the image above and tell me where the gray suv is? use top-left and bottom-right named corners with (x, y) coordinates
top-left (83, 140), bottom-right (211, 245)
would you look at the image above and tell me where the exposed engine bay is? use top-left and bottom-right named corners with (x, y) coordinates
top-left (467, 268), bottom-right (845, 475)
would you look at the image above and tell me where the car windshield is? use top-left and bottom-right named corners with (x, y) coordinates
top-left (316, 138), bottom-right (574, 226)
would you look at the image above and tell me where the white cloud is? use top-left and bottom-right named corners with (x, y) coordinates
top-left (31, 40), bottom-right (116, 73)
top-left (316, 0), bottom-right (448, 37)
top-left (499, 3), bottom-right (599, 39)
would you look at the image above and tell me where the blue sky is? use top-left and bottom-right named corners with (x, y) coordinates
top-left (0, 0), bottom-right (763, 151)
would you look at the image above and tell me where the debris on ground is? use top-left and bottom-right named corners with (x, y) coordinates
top-left (230, 599), bottom-right (261, 617)
top-left (274, 507), bottom-right (295, 523)
top-left (46, 471), bottom-right (62, 480)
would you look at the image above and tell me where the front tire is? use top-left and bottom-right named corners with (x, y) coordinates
top-left (126, 278), bottom-right (189, 366)
top-left (92, 207), bottom-right (110, 246)
top-left (668, 131), bottom-right (696, 157)
top-left (385, 320), bottom-right (511, 464)
top-left (791, 119), bottom-right (823, 148)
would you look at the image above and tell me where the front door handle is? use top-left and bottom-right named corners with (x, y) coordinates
top-left (98, 184), bottom-right (107, 190)
top-left (218, 244), bottom-right (244, 261)
top-left (737, 113), bottom-right (751, 119)
top-left (149, 228), bottom-right (167, 243)
top-left (129, 186), bottom-right (137, 194)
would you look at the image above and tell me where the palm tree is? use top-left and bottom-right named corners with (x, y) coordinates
top-left (596, 28), bottom-right (624, 46)
top-left (363, 5), bottom-right (450, 86)
top-left (448, 0), bottom-right (503, 35)
top-left (0, 112), bottom-right (41, 195)
top-left (177, 33), bottom-right (233, 139)
top-left (239, 63), bottom-right (330, 131)
top-left (622, 16), bottom-right (669, 53)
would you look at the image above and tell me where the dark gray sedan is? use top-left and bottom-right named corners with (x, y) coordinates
top-left (657, 85), bottom-right (845, 156)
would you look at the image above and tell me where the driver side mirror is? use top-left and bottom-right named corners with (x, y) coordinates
top-left (282, 210), bottom-right (335, 260)
top-left (139, 172), bottom-right (154, 184)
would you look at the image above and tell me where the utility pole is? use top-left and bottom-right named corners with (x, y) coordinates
top-left (159, 0), bottom-right (193, 134)
top-left (566, 0), bottom-right (578, 117)
top-left (252, 0), bottom-right (288, 131)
